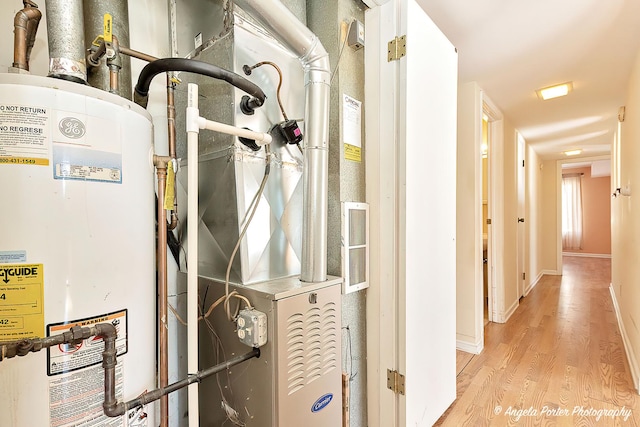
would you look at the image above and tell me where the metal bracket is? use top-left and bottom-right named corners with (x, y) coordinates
top-left (387, 369), bottom-right (405, 395)
top-left (388, 35), bottom-right (407, 62)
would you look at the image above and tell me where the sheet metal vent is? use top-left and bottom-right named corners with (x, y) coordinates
top-left (286, 301), bottom-right (338, 395)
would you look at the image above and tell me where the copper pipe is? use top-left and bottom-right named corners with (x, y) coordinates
top-left (109, 68), bottom-right (119, 93)
top-left (120, 45), bottom-right (159, 63)
top-left (154, 156), bottom-right (170, 427)
top-left (12, 1), bottom-right (42, 71)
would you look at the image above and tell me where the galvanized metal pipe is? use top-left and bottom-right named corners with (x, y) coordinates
top-left (45, 0), bottom-right (87, 83)
top-left (234, 0), bottom-right (331, 283)
top-left (83, 0), bottom-right (132, 99)
top-left (104, 348), bottom-right (260, 417)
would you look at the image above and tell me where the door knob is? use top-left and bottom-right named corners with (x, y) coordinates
top-left (518, 218), bottom-right (525, 223)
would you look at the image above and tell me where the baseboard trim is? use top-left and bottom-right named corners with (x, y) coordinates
top-left (494, 298), bottom-right (519, 324)
top-left (609, 284), bottom-right (640, 392)
top-left (456, 338), bottom-right (483, 354)
top-left (542, 269), bottom-right (560, 275)
top-left (503, 298), bottom-right (519, 323)
top-left (563, 252), bottom-right (611, 259)
top-left (524, 271), bottom-right (544, 296)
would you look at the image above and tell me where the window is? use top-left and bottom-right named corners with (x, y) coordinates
top-left (562, 174), bottom-right (583, 250)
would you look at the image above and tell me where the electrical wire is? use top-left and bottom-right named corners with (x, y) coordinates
top-left (222, 145), bottom-right (271, 321)
top-left (243, 61), bottom-right (288, 121)
top-left (168, 302), bottom-right (187, 326)
top-left (330, 19), bottom-right (354, 84)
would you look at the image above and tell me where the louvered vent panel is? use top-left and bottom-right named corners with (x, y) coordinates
top-left (286, 301), bottom-right (338, 395)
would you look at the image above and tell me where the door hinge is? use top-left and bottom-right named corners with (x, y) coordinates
top-left (522, 272), bottom-right (526, 280)
top-left (387, 369), bottom-right (405, 395)
top-left (487, 218), bottom-right (492, 225)
top-left (522, 160), bottom-right (525, 167)
top-left (388, 35), bottom-right (407, 62)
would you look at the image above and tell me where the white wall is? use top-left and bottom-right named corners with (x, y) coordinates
top-left (611, 47), bottom-right (640, 390)
top-left (540, 159), bottom-right (560, 272)
top-left (525, 144), bottom-right (544, 291)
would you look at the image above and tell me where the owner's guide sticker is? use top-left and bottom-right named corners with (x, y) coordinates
top-left (0, 264), bottom-right (45, 339)
top-left (0, 104), bottom-right (50, 166)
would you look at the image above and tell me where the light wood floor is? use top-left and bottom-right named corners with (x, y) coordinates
top-left (435, 256), bottom-right (640, 426)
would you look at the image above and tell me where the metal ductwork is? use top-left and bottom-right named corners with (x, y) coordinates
top-left (235, 0), bottom-right (330, 283)
top-left (45, 0), bottom-right (87, 83)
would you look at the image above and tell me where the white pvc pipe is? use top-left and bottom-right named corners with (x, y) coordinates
top-left (197, 117), bottom-right (272, 145)
top-left (186, 83), bottom-right (200, 427)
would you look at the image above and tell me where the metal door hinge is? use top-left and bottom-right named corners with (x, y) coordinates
top-left (388, 35), bottom-right (407, 62)
top-left (487, 219), bottom-right (492, 225)
top-left (522, 272), bottom-right (526, 280)
top-left (387, 369), bottom-right (405, 395)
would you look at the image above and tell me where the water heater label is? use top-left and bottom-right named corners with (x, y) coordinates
top-left (0, 263), bottom-right (44, 340)
top-left (49, 362), bottom-right (125, 427)
top-left (47, 309), bottom-right (128, 376)
top-left (0, 104), bottom-right (50, 166)
top-left (52, 111), bottom-right (123, 184)
top-left (0, 250), bottom-right (27, 263)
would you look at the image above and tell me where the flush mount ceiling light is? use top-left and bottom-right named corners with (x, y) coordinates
top-left (564, 149), bottom-right (582, 156)
top-left (536, 82), bottom-right (573, 100)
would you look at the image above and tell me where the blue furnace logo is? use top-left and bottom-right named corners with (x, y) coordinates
top-left (311, 393), bottom-right (333, 413)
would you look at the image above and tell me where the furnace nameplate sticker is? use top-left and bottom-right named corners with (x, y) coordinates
top-left (0, 263), bottom-right (44, 340)
top-left (342, 94), bottom-right (362, 162)
top-left (0, 104), bottom-right (50, 166)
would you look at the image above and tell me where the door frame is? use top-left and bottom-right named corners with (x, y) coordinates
top-left (482, 96), bottom-right (503, 323)
top-left (555, 155), bottom-right (611, 273)
top-left (516, 132), bottom-right (526, 298)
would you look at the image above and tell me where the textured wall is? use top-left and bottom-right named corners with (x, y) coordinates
top-left (307, 1), bottom-right (368, 426)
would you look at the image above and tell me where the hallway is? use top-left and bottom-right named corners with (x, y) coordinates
top-left (436, 256), bottom-right (639, 426)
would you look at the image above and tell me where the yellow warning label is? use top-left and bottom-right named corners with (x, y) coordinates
top-left (164, 160), bottom-right (176, 210)
top-left (0, 264), bottom-right (44, 340)
top-left (0, 156), bottom-right (49, 166)
top-left (345, 143), bottom-right (362, 162)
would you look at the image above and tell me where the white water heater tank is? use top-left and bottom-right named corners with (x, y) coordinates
top-left (0, 74), bottom-right (156, 427)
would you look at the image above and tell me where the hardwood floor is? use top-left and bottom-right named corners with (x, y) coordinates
top-left (436, 256), bottom-right (639, 426)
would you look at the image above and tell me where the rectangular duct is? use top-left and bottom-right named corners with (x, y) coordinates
top-left (176, 14), bottom-right (306, 285)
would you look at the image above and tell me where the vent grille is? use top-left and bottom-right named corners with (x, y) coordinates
top-left (286, 302), bottom-right (338, 395)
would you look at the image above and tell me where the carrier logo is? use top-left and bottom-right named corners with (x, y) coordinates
top-left (59, 117), bottom-right (86, 139)
top-left (311, 393), bottom-right (333, 413)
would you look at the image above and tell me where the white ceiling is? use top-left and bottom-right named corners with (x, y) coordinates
top-left (417, 0), bottom-right (640, 160)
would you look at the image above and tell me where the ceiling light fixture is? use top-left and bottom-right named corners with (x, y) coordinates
top-left (564, 149), bottom-right (582, 156)
top-left (536, 82), bottom-right (573, 100)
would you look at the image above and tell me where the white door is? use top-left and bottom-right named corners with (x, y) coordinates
top-left (366, 1), bottom-right (457, 425)
top-left (516, 132), bottom-right (526, 297)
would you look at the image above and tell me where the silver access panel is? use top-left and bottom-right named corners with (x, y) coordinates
top-left (196, 275), bottom-right (342, 426)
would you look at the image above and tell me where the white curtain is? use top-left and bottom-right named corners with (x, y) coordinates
top-left (562, 174), bottom-right (583, 250)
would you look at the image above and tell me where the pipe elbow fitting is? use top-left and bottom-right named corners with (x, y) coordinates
top-left (103, 401), bottom-right (126, 418)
